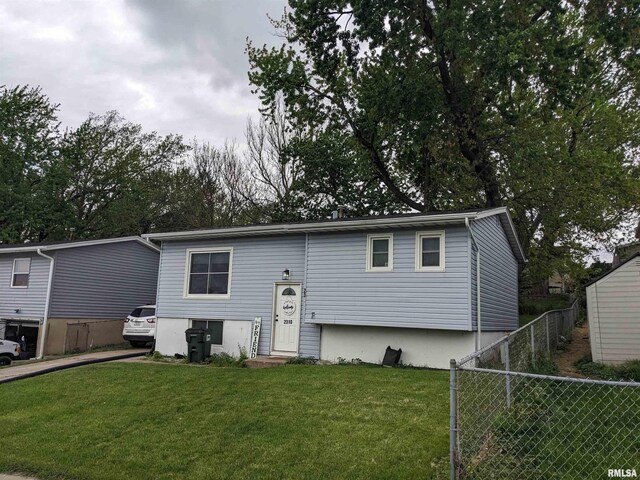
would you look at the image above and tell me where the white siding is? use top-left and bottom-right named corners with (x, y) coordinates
top-left (587, 257), bottom-right (640, 364)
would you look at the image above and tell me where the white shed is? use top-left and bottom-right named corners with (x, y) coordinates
top-left (586, 253), bottom-right (640, 365)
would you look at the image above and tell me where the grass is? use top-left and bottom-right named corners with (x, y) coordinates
top-left (0, 363), bottom-right (449, 480)
top-left (461, 374), bottom-right (640, 478)
top-left (576, 356), bottom-right (640, 382)
top-left (518, 294), bottom-right (571, 326)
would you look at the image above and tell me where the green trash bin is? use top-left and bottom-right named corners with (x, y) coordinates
top-left (185, 328), bottom-right (213, 363)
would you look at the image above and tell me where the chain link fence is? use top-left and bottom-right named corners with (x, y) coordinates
top-left (450, 301), bottom-right (640, 479)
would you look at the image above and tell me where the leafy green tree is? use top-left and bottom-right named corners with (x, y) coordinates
top-left (0, 85), bottom-right (60, 243)
top-left (247, 1), bottom-right (640, 281)
top-left (246, 101), bottom-right (405, 222)
top-left (45, 111), bottom-right (189, 239)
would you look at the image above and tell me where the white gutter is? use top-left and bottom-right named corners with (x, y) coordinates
top-left (0, 236), bottom-right (159, 254)
top-left (36, 248), bottom-right (55, 359)
top-left (465, 218), bottom-right (482, 351)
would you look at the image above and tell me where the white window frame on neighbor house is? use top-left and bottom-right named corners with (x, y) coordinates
top-left (415, 231), bottom-right (446, 272)
top-left (366, 234), bottom-right (393, 272)
top-left (183, 247), bottom-right (233, 299)
top-left (11, 258), bottom-right (31, 288)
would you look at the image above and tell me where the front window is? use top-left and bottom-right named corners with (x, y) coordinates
top-left (11, 258), bottom-right (31, 287)
top-left (366, 234), bottom-right (393, 272)
top-left (192, 320), bottom-right (223, 345)
top-left (185, 248), bottom-right (232, 297)
top-left (416, 231), bottom-right (445, 272)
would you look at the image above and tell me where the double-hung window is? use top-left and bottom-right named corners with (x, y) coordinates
top-left (185, 248), bottom-right (232, 298)
top-left (416, 231), bottom-right (445, 272)
top-left (11, 258), bottom-right (31, 288)
top-left (366, 234), bottom-right (393, 272)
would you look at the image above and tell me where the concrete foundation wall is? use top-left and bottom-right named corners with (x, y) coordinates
top-left (156, 317), bottom-right (252, 358)
top-left (320, 325), bottom-right (507, 369)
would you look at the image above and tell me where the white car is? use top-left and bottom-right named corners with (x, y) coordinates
top-left (122, 305), bottom-right (156, 348)
top-left (0, 339), bottom-right (20, 362)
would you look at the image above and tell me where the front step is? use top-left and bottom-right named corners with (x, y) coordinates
top-left (245, 356), bottom-right (289, 368)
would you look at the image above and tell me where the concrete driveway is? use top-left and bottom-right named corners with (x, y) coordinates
top-left (0, 348), bottom-right (147, 384)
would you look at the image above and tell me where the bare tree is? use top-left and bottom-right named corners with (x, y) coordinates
top-left (245, 101), bottom-right (301, 221)
top-left (189, 141), bottom-right (258, 227)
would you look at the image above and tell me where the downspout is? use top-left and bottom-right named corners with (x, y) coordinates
top-left (465, 219), bottom-right (481, 350)
top-left (36, 249), bottom-right (54, 359)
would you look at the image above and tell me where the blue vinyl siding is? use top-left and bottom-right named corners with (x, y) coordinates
top-left (49, 241), bottom-right (159, 318)
top-left (304, 226), bottom-right (471, 330)
top-left (0, 253), bottom-right (51, 319)
top-left (156, 235), bottom-right (319, 357)
top-left (471, 216), bottom-right (519, 331)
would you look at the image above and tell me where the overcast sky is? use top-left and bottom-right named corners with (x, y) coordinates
top-left (0, 0), bottom-right (287, 146)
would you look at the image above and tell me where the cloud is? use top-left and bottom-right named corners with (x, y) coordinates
top-left (0, 0), bottom-right (287, 146)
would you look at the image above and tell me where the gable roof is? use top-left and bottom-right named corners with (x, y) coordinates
top-left (0, 236), bottom-right (160, 254)
top-left (142, 206), bottom-right (526, 264)
top-left (585, 252), bottom-right (640, 288)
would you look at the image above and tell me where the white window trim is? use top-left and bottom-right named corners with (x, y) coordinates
top-left (183, 247), bottom-right (233, 299)
top-left (366, 234), bottom-right (393, 272)
top-left (415, 231), bottom-right (446, 272)
top-left (190, 319), bottom-right (224, 346)
top-left (10, 258), bottom-right (31, 288)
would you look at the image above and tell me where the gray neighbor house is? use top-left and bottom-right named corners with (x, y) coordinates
top-left (145, 207), bottom-right (525, 369)
top-left (0, 237), bottom-right (159, 357)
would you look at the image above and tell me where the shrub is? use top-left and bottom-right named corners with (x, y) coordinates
top-left (519, 295), bottom-right (570, 316)
top-left (285, 356), bottom-right (317, 365)
top-left (337, 357), bottom-right (363, 365)
top-left (205, 352), bottom-right (246, 367)
top-left (528, 355), bottom-right (558, 376)
top-left (204, 346), bottom-right (247, 368)
top-left (576, 356), bottom-right (640, 382)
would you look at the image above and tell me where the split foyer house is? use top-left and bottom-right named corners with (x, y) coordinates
top-left (0, 237), bottom-right (160, 357)
top-left (145, 207), bottom-right (525, 369)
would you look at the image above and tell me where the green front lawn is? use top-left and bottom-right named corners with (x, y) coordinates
top-left (0, 363), bottom-right (449, 480)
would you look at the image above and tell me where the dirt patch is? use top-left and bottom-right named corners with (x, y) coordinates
top-left (555, 324), bottom-right (591, 378)
top-left (0, 474), bottom-right (39, 480)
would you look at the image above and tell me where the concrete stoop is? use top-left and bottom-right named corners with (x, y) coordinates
top-left (245, 356), bottom-right (289, 368)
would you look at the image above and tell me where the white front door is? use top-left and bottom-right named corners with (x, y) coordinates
top-left (272, 283), bottom-right (301, 353)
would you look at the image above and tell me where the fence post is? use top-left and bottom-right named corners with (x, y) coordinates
top-left (530, 324), bottom-right (535, 366)
top-left (504, 339), bottom-right (511, 408)
top-left (450, 359), bottom-right (458, 480)
top-left (556, 312), bottom-right (560, 344)
top-left (545, 315), bottom-right (550, 353)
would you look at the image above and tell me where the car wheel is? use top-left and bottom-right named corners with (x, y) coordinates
top-left (130, 341), bottom-right (147, 348)
top-left (0, 356), bottom-right (12, 366)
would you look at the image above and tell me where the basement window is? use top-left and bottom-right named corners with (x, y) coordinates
top-left (366, 234), bottom-right (393, 272)
top-left (191, 320), bottom-right (223, 345)
top-left (11, 258), bottom-right (31, 288)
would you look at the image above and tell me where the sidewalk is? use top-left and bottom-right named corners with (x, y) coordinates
top-left (0, 348), bottom-right (147, 384)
